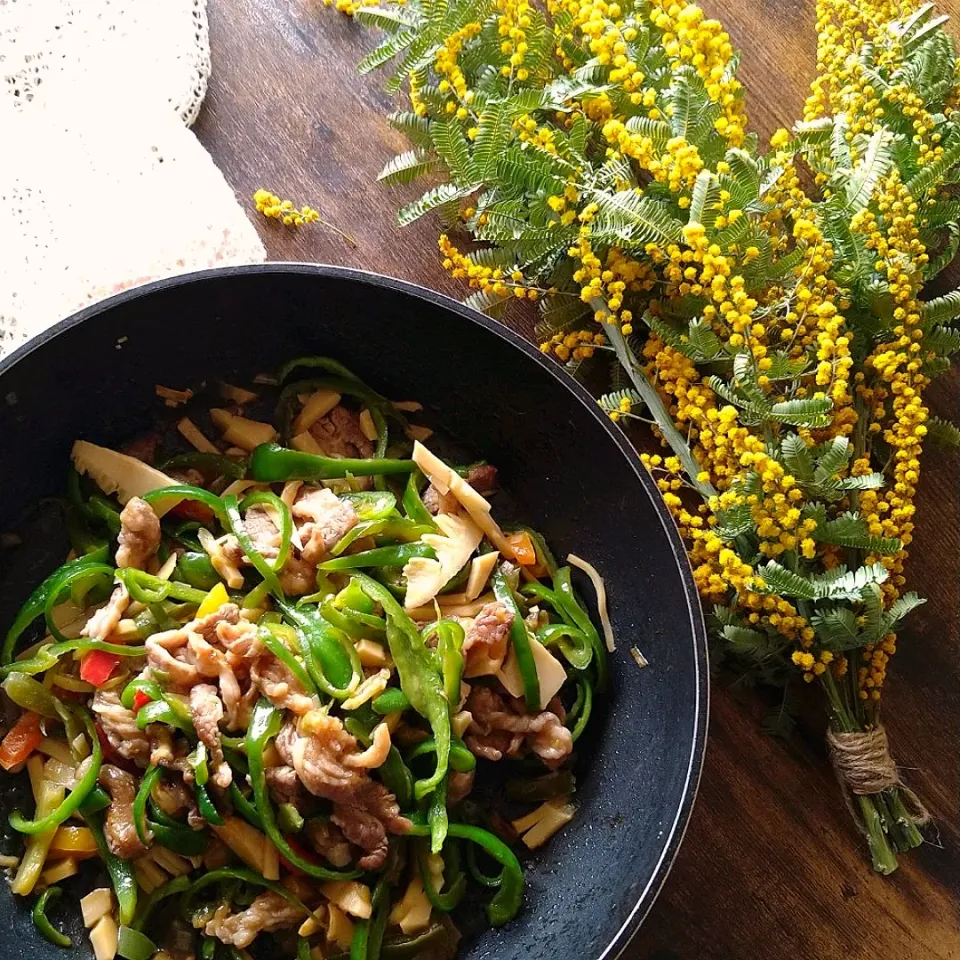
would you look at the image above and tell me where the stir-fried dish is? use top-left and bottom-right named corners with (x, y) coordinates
top-left (0, 357), bottom-right (612, 960)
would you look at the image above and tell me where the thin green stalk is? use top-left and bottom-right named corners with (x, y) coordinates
top-left (607, 321), bottom-right (718, 500)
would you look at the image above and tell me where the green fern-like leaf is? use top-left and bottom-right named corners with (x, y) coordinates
top-left (353, 6), bottom-right (411, 30)
top-left (713, 501), bottom-right (754, 540)
top-left (922, 289), bottom-right (960, 325)
top-left (926, 414), bottom-right (960, 449)
top-left (766, 397), bottom-right (833, 428)
top-left (834, 473), bottom-right (886, 491)
top-left (377, 149), bottom-right (443, 187)
top-left (843, 128), bottom-right (895, 211)
top-left (906, 137), bottom-right (960, 197)
top-left (590, 190), bottom-right (685, 247)
top-left (814, 436), bottom-right (851, 480)
top-left (471, 103), bottom-right (510, 181)
top-left (430, 119), bottom-right (475, 183)
top-left (598, 387), bottom-right (643, 415)
top-left (387, 111), bottom-right (433, 149)
top-left (761, 685), bottom-right (799, 740)
top-left (755, 560), bottom-right (819, 600)
top-left (923, 325), bottom-right (960, 357)
top-left (397, 183), bottom-right (475, 227)
top-left (813, 511), bottom-right (902, 555)
top-left (357, 29), bottom-right (417, 74)
top-left (882, 592), bottom-right (926, 633)
top-left (464, 287), bottom-right (511, 319)
top-left (809, 562), bottom-right (889, 600)
top-left (811, 607), bottom-right (863, 651)
top-left (624, 116), bottom-right (672, 152)
top-left (781, 432), bottom-right (815, 482)
top-left (688, 170), bottom-right (719, 228)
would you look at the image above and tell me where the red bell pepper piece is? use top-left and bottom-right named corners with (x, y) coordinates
top-left (80, 650), bottom-right (121, 686)
top-left (0, 711), bottom-right (44, 770)
top-left (132, 690), bottom-right (153, 712)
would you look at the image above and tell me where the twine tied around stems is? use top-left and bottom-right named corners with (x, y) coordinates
top-left (826, 724), bottom-right (931, 827)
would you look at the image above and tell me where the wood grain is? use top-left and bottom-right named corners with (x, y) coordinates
top-left (193, 2), bottom-right (960, 957)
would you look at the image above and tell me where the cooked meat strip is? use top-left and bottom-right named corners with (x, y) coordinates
top-left (465, 685), bottom-right (572, 767)
top-left (447, 769), bottom-right (475, 806)
top-left (115, 497), bottom-right (161, 570)
top-left (303, 818), bottom-right (352, 868)
top-left (292, 487), bottom-right (359, 565)
top-left (309, 405), bottom-right (374, 459)
top-left (282, 714), bottom-right (410, 870)
top-left (152, 775), bottom-right (203, 828)
top-left (423, 463), bottom-right (498, 515)
top-left (92, 690), bottom-right (151, 766)
top-left (278, 555), bottom-right (316, 596)
top-left (264, 765), bottom-right (306, 807)
top-left (241, 506), bottom-right (281, 560)
top-left (98, 764), bottom-right (147, 859)
top-left (81, 584), bottom-right (130, 642)
top-left (169, 467), bottom-right (205, 487)
top-left (204, 891), bottom-right (303, 948)
top-left (121, 431), bottom-right (161, 464)
top-left (146, 604), bottom-right (244, 690)
top-left (190, 684), bottom-right (232, 789)
top-left (251, 654), bottom-right (314, 716)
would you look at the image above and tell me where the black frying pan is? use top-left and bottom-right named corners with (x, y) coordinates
top-left (0, 265), bottom-right (708, 960)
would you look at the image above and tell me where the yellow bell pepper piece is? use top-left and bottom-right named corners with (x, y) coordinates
top-left (197, 582), bottom-right (230, 618)
top-left (50, 825), bottom-right (98, 857)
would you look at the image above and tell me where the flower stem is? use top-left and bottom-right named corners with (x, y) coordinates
top-left (607, 321), bottom-right (718, 500)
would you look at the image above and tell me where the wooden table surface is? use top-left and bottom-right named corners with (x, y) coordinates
top-left (194, 1), bottom-right (960, 957)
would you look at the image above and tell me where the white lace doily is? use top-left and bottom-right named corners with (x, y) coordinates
top-left (0, 0), bottom-right (266, 358)
top-left (1, 0), bottom-right (210, 125)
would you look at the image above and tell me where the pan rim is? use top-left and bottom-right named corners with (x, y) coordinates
top-left (0, 262), bottom-right (709, 959)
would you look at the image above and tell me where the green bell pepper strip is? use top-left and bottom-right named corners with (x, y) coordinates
top-left (428, 777), bottom-right (448, 854)
top-left (79, 786), bottom-right (110, 816)
top-left (121, 677), bottom-right (163, 711)
top-left (131, 875), bottom-right (192, 932)
top-left (318, 542), bottom-right (434, 572)
top-left (42, 563), bottom-right (116, 644)
top-left (407, 819), bottom-right (524, 926)
top-left (85, 809), bottom-right (138, 925)
top-left (505, 770), bottom-right (576, 802)
top-left (331, 926), bottom-right (455, 960)
top-left (116, 925), bottom-right (157, 960)
top-left (10, 706), bottom-right (101, 835)
top-left (355, 574), bottom-right (451, 802)
top-left (336, 579), bottom-right (376, 615)
top-left (406, 738), bottom-right (476, 773)
top-left (202, 938), bottom-right (217, 960)
top-left (0, 637), bottom-right (146, 681)
top-left (372, 688), bottom-right (410, 715)
top-left (116, 567), bottom-right (208, 606)
top-left (492, 568), bottom-right (540, 712)
top-left (135, 698), bottom-right (194, 735)
top-left (569, 673), bottom-right (593, 742)
top-left (174, 552), bottom-right (221, 591)
top-left (276, 599), bottom-right (361, 700)
top-left (402, 470), bottom-right (436, 528)
top-left (320, 598), bottom-right (387, 639)
top-left (434, 621), bottom-right (464, 707)
top-left (277, 803), bottom-right (304, 833)
top-left (195, 783), bottom-right (224, 825)
top-left (340, 491), bottom-right (397, 521)
top-left (159, 452), bottom-right (247, 481)
top-left (143, 484), bottom-right (231, 527)
top-left (228, 783), bottom-right (263, 830)
top-left (223, 494), bottom-right (285, 598)
top-left (61, 500), bottom-right (107, 557)
top-left (240, 490), bottom-right (293, 570)
top-left (2, 672), bottom-right (63, 719)
top-left (416, 837), bottom-right (466, 912)
top-left (32, 887), bottom-right (72, 948)
top-left (297, 938), bottom-right (311, 960)
top-left (246, 699), bottom-right (360, 880)
top-left (466, 842), bottom-right (503, 888)
top-left (350, 873), bottom-right (390, 960)
top-left (278, 355), bottom-right (366, 386)
top-left (379, 746), bottom-right (414, 810)
top-left (260, 624), bottom-right (318, 696)
top-left (250, 443), bottom-right (416, 482)
top-left (536, 623), bottom-right (592, 670)
top-left (330, 518), bottom-right (434, 557)
top-left (524, 570), bottom-right (608, 690)
top-left (133, 765), bottom-right (162, 845)
top-left (164, 520), bottom-right (203, 551)
top-left (2, 548), bottom-right (111, 664)
top-left (188, 742), bottom-right (210, 787)
top-left (87, 496), bottom-right (122, 536)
